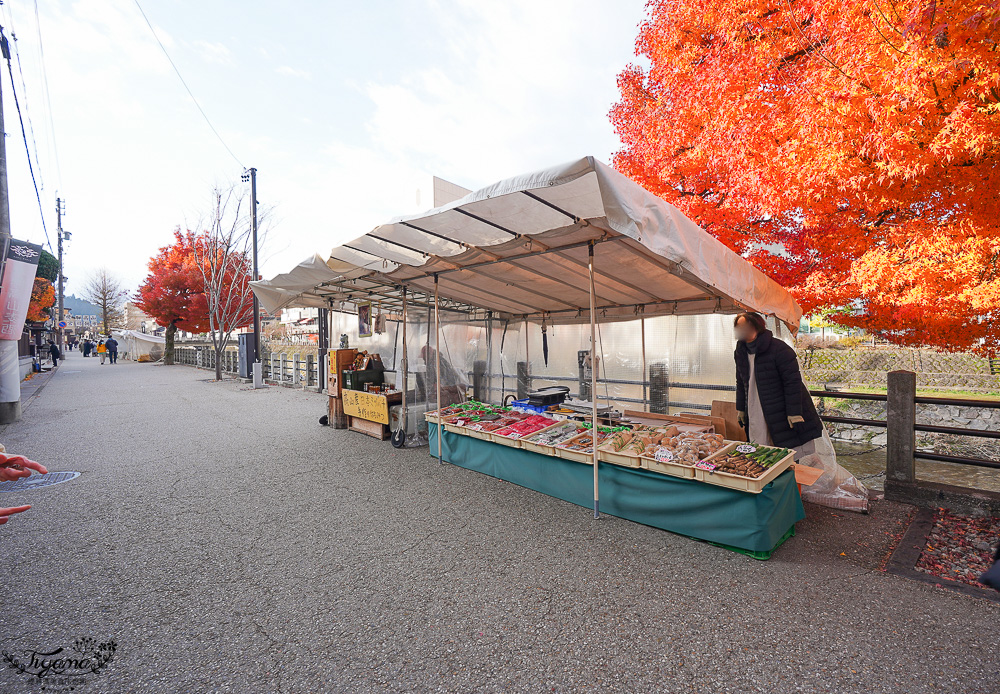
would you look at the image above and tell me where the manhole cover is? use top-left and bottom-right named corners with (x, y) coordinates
top-left (0, 471), bottom-right (81, 492)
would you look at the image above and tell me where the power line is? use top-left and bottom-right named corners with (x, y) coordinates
top-left (132, 0), bottom-right (244, 168)
top-left (1, 28), bottom-right (51, 251)
top-left (3, 10), bottom-right (44, 193)
top-left (32, 0), bottom-right (60, 189)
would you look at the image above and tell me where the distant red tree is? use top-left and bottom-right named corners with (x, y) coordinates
top-left (135, 229), bottom-right (211, 365)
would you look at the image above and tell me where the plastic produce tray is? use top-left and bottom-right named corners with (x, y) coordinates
top-left (693, 442), bottom-right (795, 493)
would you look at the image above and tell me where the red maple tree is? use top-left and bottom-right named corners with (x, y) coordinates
top-left (611, 0), bottom-right (1000, 354)
top-left (135, 229), bottom-right (211, 364)
top-left (26, 278), bottom-right (55, 323)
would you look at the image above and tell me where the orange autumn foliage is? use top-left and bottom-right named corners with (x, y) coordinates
top-left (135, 229), bottom-right (211, 333)
top-left (611, 0), bottom-right (1000, 354)
top-left (26, 278), bottom-right (55, 323)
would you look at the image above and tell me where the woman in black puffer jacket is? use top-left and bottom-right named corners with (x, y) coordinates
top-left (734, 312), bottom-right (823, 451)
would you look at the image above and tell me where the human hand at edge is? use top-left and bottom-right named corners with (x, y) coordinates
top-left (0, 454), bottom-right (48, 482)
top-left (0, 505), bottom-right (31, 524)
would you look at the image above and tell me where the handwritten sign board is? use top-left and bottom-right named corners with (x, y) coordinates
top-left (342, 389), bottom-right (390, 425)
top-left (653, 447), bottom-right (676, 463)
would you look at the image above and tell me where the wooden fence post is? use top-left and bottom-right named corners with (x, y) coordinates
top-left (886, 370), bottom-right (917, 484)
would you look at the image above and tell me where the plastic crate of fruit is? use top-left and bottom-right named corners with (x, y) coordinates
top-left (424, 406), bottom-right (468, 423)
top-left (491, 415), bottom-right (558, 446)
top-left (554, 430), bottom-right (610, 464)
top-left (637, 432), bottom-right (729, 478)
top-left (598, 427), bottom-right (678, 468)
top-left (521, 421), bottom-right (584, 456)
top-left (692, 442), bottom-right (795, 493)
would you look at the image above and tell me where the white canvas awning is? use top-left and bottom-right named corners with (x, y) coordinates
top-left (252, 156), bottom-right (802, 332)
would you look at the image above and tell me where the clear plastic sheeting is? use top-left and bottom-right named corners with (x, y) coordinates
top-left (794, 430), bottom-right (872, 512)
top-left (329, 305), bottom-right (869, 511)
top-left (329, 304), bottom-right (470, 448)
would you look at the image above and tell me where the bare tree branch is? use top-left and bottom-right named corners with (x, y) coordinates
top-left (191, 185), bottom-right (267, 380)
top-left (82, 268), bottom-right (127, 336)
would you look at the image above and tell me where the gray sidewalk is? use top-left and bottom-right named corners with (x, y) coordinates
top-left (0, 349), bottom-right (997, 693)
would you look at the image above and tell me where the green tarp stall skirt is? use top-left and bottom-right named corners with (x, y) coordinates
top-left (429, 427), bottom-right (804, 557)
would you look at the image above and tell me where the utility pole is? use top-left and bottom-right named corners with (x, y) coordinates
top-left (0, 32), bottom-right (8, 249)
top-left (56, 197), bottom-right (65, 350)
top-left (0, 29), bottom-right (16, 424)
top-left (242, 166), bottom-right (263, 387)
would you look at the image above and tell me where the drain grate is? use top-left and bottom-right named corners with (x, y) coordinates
top-left (0, 471), bottom-right (81, 492)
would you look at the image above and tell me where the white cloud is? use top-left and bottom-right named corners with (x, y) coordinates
top-left (1, 0), bottom-right (649, 293)
top-left (275, 65), bottom-right (311, 80)
top-left (362, 0), bottom-right (645, 183)
top-left (193, 40), bottom-right (234, 66)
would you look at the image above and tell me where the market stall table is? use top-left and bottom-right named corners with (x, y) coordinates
top-left (429, 426), bottom-right (804, 559)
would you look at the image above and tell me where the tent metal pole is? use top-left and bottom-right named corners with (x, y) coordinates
top-left (524, 318), bottom-right (529, 392)
top-left (400, 286), bottom-right (408, 442)
top-left (589, 241), bottom-right (599, 519)
top-left (435, 274), bottom-right (443, 465)
top-left (641, 315), bottom-right (647, 408)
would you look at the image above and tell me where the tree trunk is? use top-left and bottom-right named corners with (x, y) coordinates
top-left (214, 348), bottom-right (223, 381)
top-left (165, 321), bottom-right (177, 365)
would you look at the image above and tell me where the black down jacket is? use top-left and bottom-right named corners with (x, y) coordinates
top-left (734, 329), bottom-right (823, 448)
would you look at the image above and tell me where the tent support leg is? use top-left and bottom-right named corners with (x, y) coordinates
top-left (589, 241), bottom-right (599, 519)
top-left (400, 287), bottom-right (408, 445)
top-left (435, 274), bottom-right (443, 465)
top-left (640, 315), bottom-right (647, 408)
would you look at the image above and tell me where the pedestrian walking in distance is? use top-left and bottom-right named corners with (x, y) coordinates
top-left (97, 340), bottom-right (107, 365)
top-left (47, 340), bottom-right (61, 367)
top-left (105, 336), bottom-right (119, 364)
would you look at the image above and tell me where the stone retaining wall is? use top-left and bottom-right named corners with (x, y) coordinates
top-left (817, 397), bottom-right (1000, 459)
top-left (797, 348), bottom-right (1000, 393)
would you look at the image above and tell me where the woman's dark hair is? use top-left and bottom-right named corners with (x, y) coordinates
top-left (733, 312), bottom-right (767, 333)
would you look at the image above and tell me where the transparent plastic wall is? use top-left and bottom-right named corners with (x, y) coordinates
top-left (330, 303), bottom-right (794, 427)
top-left (455, 312), bottom-right (793, 416)
top-left (328, 303), bottom-right (473, 444)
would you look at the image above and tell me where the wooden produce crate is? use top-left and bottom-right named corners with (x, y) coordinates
top-left (349, 416), bottom-right (388, 440)
top-left (693, 442), bottom-right (795, 493)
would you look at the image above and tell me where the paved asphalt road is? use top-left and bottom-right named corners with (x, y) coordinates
top-left (0, 350), bottom-right (997, 693)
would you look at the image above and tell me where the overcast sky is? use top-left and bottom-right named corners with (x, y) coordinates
top-left (3, 0), bottom-right (648, 296)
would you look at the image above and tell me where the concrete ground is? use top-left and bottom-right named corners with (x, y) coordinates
top-left (0, 350), bottom-right (997, 694)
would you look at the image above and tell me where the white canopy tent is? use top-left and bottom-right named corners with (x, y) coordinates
top-left (251, 156), bottom-right (803, 518)
top-left (114, 329), bottom-right (165, 361)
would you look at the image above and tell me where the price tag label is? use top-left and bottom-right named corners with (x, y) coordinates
top-left (736, 444), bottom-right (758, 454)
top-left (695, 460), bottom-right (718, 471)
top-left (653, 447), bottom-right (676, 463)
